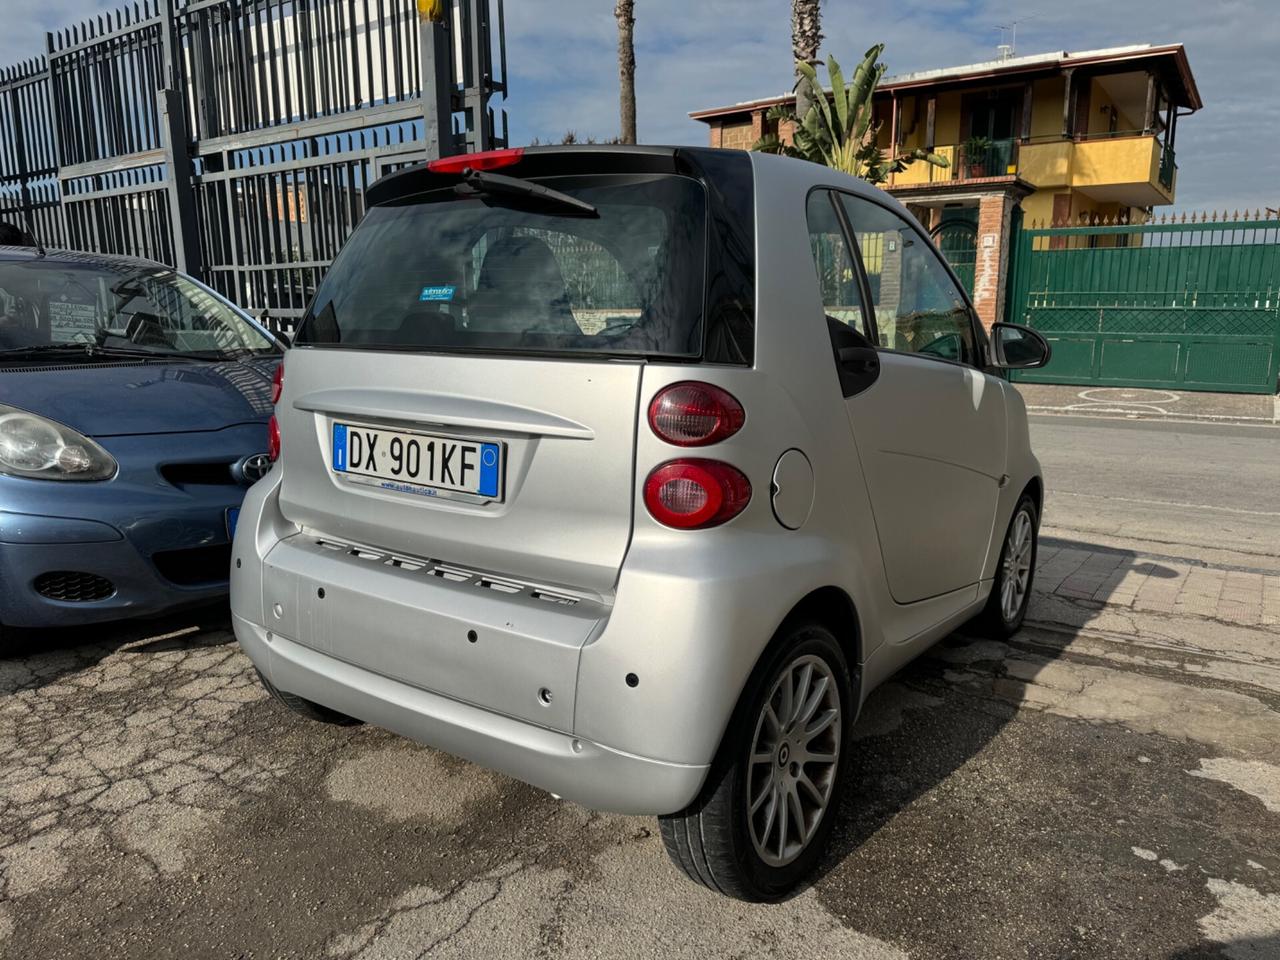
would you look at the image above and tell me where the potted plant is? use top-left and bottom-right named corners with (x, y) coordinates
top-left (963, 135), bottom-right (992, 178)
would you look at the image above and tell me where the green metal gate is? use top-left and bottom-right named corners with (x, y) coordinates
top-left (1007, 214), bottom-right (1280, 394)
top-left (931, 216), bottom-right (978, 296)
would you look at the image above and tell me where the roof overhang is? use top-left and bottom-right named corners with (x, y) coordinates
top-left (690, 43), bottom-right (1202, 122)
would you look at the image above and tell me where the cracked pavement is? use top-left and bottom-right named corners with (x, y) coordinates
top-left (1, 415), bottom-right (1278, 959)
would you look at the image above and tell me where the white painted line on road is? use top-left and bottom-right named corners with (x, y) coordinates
top-left (1053, 490), bottom-right (1280, 518)
top-left (1274, 394), bottom-right (1279, 424)
top-left (1029, 407), bottom-right (1280, 426)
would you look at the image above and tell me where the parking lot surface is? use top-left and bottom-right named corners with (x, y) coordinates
top-left (1, 415), bottom-right (1278, 959)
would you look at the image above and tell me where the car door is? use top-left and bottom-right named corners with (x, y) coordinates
top-left (820, 190), bottom-right (1007, 606)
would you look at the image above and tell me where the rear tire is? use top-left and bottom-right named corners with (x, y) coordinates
top-left (973, 493), bottom-right (1038, 639)
top-left (658, 622), bottom-right (853, 901)
top-left (255, 668), bottom-right (363, 726)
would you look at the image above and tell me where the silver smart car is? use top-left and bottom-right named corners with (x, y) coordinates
top-left (231, 145), bottom-right (1049, 901)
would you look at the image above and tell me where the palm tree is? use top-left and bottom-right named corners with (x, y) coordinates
top-left (753, 48), bottom-right (949, 184)
top-left (791, 0), bottom-right (823, 120)
top-left (615, 0), bottom-right (637, 144)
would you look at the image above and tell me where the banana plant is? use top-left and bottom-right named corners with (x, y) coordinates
top-left (752, 46), bottom-right (949, 184)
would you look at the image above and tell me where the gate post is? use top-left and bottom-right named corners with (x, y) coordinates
top-left (157, 87), bottom-right (202, 277)
top-left (419, 0), bottom-right (456, 159)
top-left (43, 33), bottom-right (71, 248)
top-left (1003, 204), bottom-right (1026, 326)
top-left (972, 193), bottom-right (1013, 332)
top-left (157, 0), bottom-right (202, 276)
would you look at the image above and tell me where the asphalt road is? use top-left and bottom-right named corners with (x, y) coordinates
top-left (1032, 415), bottom-right (1280, 572)
top-left (1, 413), bottom-right (1278, 959)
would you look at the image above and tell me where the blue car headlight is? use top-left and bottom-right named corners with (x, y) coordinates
top-left (0, 404), bottom-right (117, 481)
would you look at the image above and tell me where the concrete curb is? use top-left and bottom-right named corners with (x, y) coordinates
top-left (1027, 405), bottom-right (1280, 427)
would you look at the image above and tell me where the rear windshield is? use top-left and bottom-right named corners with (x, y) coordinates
top-left (295, 174), bottom-right (708, 358)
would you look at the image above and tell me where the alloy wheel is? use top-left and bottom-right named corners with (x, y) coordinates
top-left (1000, 507), bottom-right (1034, 622)
top-left (746, 654), bottom-right (842, 867)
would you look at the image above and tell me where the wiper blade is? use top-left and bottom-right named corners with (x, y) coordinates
top-left (0, 343), bottom-right (86, 357)
top-left (456, 168), bottom-right (599, 217)
top-left (0, 343), bottom-right (186, 362)
top-left (89, 344), bottom-right (192, 361)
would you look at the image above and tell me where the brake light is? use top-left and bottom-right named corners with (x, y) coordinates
top-left (426, 148), bottom-right (525, 175)
top-left (643, 459), bottom-right (751, 530)
top-left (648, 382), bottom-right (745, 446)
top-left (271, 362), bottom-right (284, 405)
top-left (267, 415), bottom-right (281, 462)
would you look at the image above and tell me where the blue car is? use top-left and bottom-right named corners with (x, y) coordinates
top-left (0, 246), bottom-right (284, 632)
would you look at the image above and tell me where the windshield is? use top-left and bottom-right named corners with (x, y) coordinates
top-left (0, 258), bottom-right (277, 358)
top-left (294, 173), bottom-right (708, 358)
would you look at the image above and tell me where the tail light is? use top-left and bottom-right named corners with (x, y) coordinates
top-left (427, 147), bottom-right (525, 174)
top-left (644, 459), bottom-right (751, 530)
top-left (648, 382), bottom-right (745, 446)
top-left (267, 415), bottom-right (281, 462)
top-left (268, 362), bottom-right (283, 461)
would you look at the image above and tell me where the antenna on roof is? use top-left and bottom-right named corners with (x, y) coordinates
top-left (995, 15), bottom-right (1036, 60)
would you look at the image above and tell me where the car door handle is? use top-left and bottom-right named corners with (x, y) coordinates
top-left (837, 346), bottom-right (880, 373)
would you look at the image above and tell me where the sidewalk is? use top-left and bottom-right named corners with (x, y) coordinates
top-left (1035, 539), bottom-right (1280, 628)
top-left (1014, 382), bottom-right (1280, 424)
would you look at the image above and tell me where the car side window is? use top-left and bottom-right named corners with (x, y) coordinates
top-left (805, 190), bottom-right (870, 339)
top-left (837, 194), bottom-right (976, 365)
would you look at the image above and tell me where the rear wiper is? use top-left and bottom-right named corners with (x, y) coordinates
top-left (456, 168), bottom-right (599, 218)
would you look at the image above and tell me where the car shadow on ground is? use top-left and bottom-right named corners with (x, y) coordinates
top-left (795, 538), bottom-right (1264, 956)
top-left (0, 602), bottom-right (234, 694)
top-left (810, 536), bottom-right (1179, 887)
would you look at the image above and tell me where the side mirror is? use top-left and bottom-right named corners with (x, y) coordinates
top-left (989, 322), bottom-right (1051, 370)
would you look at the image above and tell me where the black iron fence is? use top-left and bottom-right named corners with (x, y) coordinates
top-left (0, 0), bottom-right (507, 331)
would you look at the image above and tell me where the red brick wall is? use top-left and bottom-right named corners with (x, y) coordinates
top-left (972, 194), bottom-right (1012, 331)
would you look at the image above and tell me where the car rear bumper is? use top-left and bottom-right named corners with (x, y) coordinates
top-left (234, 614), bottom-right (708, 815)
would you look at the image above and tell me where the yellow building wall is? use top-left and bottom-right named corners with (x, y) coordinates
top-left (935, 92), bottom-right (963, 144)
top-left (1030, 77), bottom-right (1065, 138)
top-left (1074, 135), bottom-right (1162, 189)
top-left (899, 94), bottom-right (925, 150)
top-left (1020, 191), bottom-right (1056, 227)
top-left (1019, 140), bottom-right (1072, 187)
top-left (1085, 77), bottom-right (1144, 137)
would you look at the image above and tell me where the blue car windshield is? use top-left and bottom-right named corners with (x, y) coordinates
top-left (0, 259), bottom-right (277, 357)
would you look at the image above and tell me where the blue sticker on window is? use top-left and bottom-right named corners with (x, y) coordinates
top-left (419, 285), bottom-right (456, 302)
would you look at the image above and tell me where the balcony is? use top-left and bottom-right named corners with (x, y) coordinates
top-left (892, 138), bottom-right (1020, 187)
top-left (1072, 133), bottom-right (1175, 204)
top-left (890, 132), bottom-right (1177, 206)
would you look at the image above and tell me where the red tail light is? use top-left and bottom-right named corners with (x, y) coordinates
top-left (267, 415), bottom-right (281, 462)
top-left (648, 382), bottom-right (745, 446)
top-left (644, 459), bottom-right (751, 529)
top-left (426, 147), bottom-right (525, 175)
top-left (270, 362), bottom-right (284, 405)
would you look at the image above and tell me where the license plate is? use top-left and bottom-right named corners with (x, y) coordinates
top-left (226, 507), bottom-right (240, 539)
top-left (331, 422), bottom-right (502, 500)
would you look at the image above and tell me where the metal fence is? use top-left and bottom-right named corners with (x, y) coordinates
top-left (1008, 211), bottom-right (1280, 394)
top-left (0, 0), bottom-right (507, 331)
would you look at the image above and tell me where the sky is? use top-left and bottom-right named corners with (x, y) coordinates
top-left (3, 0), bottom-right (1276, 214)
